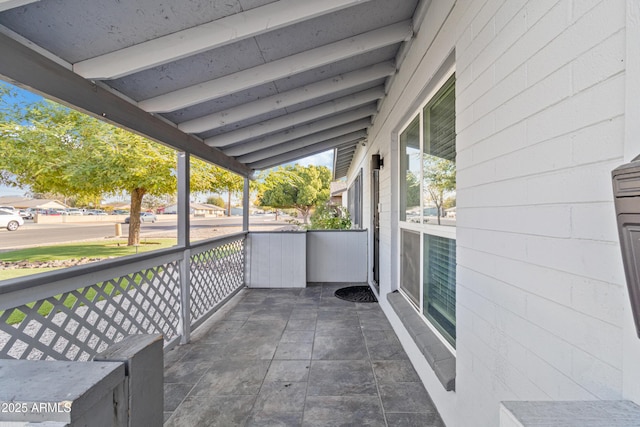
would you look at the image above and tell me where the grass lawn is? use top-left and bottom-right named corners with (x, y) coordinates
top-left (0, 238), bottom-right (176, 263)
top-left (2, 277), bottom-right (154, 325)
top-left (0, 267), bottom-right (58, 281)
top-left (1, 239), bottom-right (176, 324)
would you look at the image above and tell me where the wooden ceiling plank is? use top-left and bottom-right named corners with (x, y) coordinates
top-left (179, 61), bottom-right (395, 134)
top-left (73, 0), bottom-right (372, 80)
top-left (139, 21), bottom-right (412, 113)
top-left (207, 87), bottom-right (385, 148)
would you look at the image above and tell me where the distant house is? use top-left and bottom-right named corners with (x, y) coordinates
top-left (163, 203), bottom-right (225, 217)
top-left (192, 203), bottom-right (225, 217)
top-left (329, 181), bottom-right (347, 205)
top-left (0, 196), bottom-right (67, 211)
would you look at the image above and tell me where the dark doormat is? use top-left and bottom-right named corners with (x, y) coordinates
top-left (334, 285), bottom-right (378, 303)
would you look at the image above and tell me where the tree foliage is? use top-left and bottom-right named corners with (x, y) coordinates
top-left (405, 170), bottom-right (420, 208)
top-left (0, 95), bottom-right (243, 244)
top-left (257, 164), bottom-right (331, 223)
top-left (191, 160), bottom-right (244, 216)
top-left (206, 195), bottom-right (226, 208)
top-left (309, 204), bottom-right (352, 230)
top-left (423, 154), bottom-right (456, 225)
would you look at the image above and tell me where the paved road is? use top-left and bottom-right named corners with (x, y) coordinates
top-left (0, 215), bottom-right (290, 250)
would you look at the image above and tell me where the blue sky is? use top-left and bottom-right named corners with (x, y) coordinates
top-left (0, 81), bottom-right (334, 197)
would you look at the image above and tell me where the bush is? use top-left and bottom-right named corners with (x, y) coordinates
top-left (309, 204), bottom-right (352, 230)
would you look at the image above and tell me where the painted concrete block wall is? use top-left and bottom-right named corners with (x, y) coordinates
top-left (246, 232), bottom-right (306, 288)
top-left (344, 0), bottom-right (636, 426)
top-left (306, 230), bottom-right (368, 282)
top-left (455, 0), bottom-right (628, 425)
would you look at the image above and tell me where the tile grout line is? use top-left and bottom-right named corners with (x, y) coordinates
top-left (165, 291), bottom-right (253, 426)
top-left (358, 305), bottom-right (390, 427)
top-left (244, 293), bottom-right (277, 426)
top-left (300, 284), bottom-right (323, 426)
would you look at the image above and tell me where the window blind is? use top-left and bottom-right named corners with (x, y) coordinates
top-left (423, 234), bottom-right (456, 346)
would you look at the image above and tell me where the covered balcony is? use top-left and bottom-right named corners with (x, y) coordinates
top-left (0, 0), bottom-right (438, 424)
top-left (7, 0), bottom-right (640, 426)
top-left (0, 229), bottom-right (443, 426)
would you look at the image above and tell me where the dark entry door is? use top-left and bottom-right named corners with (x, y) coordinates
top-left (372, 168), bottom-right (380, 290)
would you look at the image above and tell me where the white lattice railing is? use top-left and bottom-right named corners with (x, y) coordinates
top-left (189, 234), bottom-right (245, 330)
top-left (0, 233), bottom-right (246, 361)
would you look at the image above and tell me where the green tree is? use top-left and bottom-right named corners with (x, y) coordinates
top-left (0, 101), bottom-right (177, 244)
top-left (206, 195), bottom-right (226, 208)
top-left (191, 160), bottom-right (244, 216)
top-left (423, 154), bottom-right (456, 225)
top-left (257, 164), bottom-right (331, 224)
top-left (406, 170), bottom-right (420, 208)
top-left (0, 97), bottom-right (236, 245)
top-left (0, 83), bottom-right (18, 122)
top-left (309, 203), bottom-right (352, 230)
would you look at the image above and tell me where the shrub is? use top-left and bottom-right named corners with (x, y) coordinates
top-left (309, 204), bottom-right (352, 230)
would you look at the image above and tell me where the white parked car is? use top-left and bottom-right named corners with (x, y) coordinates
top-left (0, 209), bottom-right (25, 231)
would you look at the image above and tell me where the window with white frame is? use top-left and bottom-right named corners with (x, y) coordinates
top-left (348, 169), bottom-right (363, 229)
top-left (399, 74), bottom-right (456, 347)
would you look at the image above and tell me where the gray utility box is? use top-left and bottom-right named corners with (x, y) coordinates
top-left (612, 160), bottom-right (640, 338)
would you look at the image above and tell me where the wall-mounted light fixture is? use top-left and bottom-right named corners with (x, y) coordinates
top-left (372, 154), bottom-right (384, 170)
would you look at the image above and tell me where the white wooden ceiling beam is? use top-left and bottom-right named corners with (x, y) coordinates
top-left (0, 32), bottom-right (252, 177)
top-left (335, 161), bottom-right (355, 170)
top-left (335, 151), bottom-right (356, 160)
top-left (139, 21), bottom-right (412, 113)
top-left (336, 144), bottom-right (357, 153)
top-left (336, 149), bottom-right (356, 157)
top-left (335, 152), bottom-right (356, 162)
top-left (236, 120), bottom-right (370, 164)
top-left (207, 87), bottom-right (385, 148)
top-left (335, 155), bottom-right (355, 163)
top-left (248, 137), bottom-right (364, 170)
top-left (179, 61), bottom-right (395, 134)
top-left (221, 105), bottom-right (376, 157)
top-left (0, 0), bottom-right (39, 12)
top-left (73, 0), bottom-right (372, 80)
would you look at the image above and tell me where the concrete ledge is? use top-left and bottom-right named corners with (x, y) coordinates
top-left (387, 292), bottom-right (455, 391)
top-left (0, 359), bottom-right (126, 425)
top-left (95, 334), bottom-right (164, 427)
top-left (500, 401), bottom-right (640, 427)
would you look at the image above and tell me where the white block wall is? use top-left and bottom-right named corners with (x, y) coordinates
top-left (344, 0), bottom-right (638, 426)
top-left (246, 232), bottom-right (306, 288)
top-left (306, 230), bottom-right (368, 282)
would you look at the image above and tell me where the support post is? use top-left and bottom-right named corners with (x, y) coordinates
top-left (177, 152), bottom-right (190, 246)
top-left (243, 177), bottom-right (250, 232)
top-left (177, 152), bottom-right (191, 344)
top-left (179, 249), bottom-right (191, 345)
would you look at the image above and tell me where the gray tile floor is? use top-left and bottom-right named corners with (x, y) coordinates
top-left (163, 284), bottom-right (445, 427)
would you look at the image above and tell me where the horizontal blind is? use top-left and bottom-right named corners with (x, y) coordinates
top-left (424, 76), bottom-right (456, 162)
top-left (424, 233), bottom-right (456, 346)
